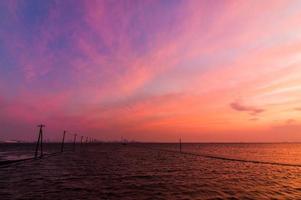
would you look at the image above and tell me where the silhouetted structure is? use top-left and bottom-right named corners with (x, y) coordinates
top-left (61, 130), bottom-right (66, 152)
top-left (35, 124), bottom-right (45, 158)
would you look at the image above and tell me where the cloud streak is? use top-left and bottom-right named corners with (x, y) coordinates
top-left (230, 102), bottom-right (264, 116)
top-left (1, 0), bottom-right (301, 141)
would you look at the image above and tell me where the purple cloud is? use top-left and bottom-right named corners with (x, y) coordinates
top-left (230, 101), bottom-right (264, 116)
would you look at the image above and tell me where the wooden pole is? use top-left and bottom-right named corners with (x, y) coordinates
top-left (61, 130), bottom-right (66, 152)
top-left (35, 124), bottom-right (45, 158)
top-left (34, 130), bottom-right (41, 158)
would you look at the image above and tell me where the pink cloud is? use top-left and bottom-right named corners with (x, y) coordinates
top-left (230, 102), bottom-right (264, 116)
top-left (1, 1), bottom-right (301, 141)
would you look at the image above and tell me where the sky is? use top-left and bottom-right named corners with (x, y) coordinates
top-left (0, 0), bottom-right (301, 142)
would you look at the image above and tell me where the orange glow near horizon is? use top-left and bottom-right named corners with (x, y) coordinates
top-left (0, 0), bottom-right (301, 142)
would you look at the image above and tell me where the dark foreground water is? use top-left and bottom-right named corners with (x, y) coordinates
top-left (1, 143), bottom-right (301, 199)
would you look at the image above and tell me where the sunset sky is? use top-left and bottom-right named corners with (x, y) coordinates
top-left (0, 0), bottom-right (301, 142)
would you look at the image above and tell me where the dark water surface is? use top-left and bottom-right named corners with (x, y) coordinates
top-left (1, 143), bottom-right (301, 199)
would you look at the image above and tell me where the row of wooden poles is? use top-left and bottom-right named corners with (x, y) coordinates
top-left (35, 124), bottom-right (97, 159)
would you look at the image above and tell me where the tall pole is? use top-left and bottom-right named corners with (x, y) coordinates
top-left (34, 129), bottom-right (41, 158)
top-left (61, 130), bottom-right (66, 152)
top-left (35, 124), bottom-right (45, 158)
top-left (73, 134), bottom-right (77, 151)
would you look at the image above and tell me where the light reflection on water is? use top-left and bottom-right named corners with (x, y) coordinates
top-left (1, 143), bottom-right (301, 199)
top-left (0, 143), bottom-right (73, 161)
top-left (152, 143), bottom-right (301, 165)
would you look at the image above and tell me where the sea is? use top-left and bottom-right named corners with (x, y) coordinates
top-left (1, 143), bottom-right (301, 199)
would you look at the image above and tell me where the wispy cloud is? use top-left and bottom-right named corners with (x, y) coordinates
top-left (1, 1), bottom-right (301, 141)
top-left (230, 101), bottom-right (264, 116)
